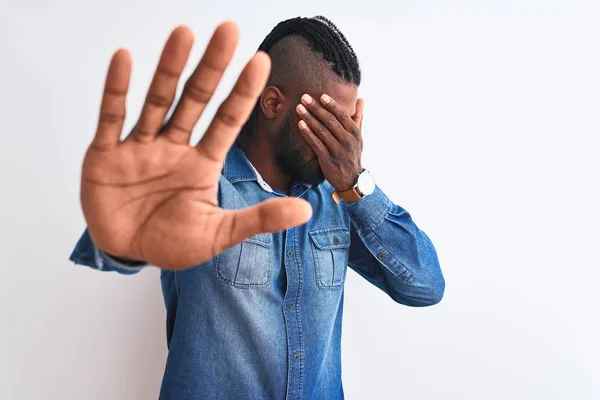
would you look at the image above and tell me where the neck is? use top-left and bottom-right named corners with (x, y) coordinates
top-left (243, 137), bottom-right (293, 194)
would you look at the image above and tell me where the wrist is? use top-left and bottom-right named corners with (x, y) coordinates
top-left (334, 168), bottom-right (364, 192)
top-left (334, 169), bottom-right (376, 204)
top-left (109, 254), bottom-right (147, 266)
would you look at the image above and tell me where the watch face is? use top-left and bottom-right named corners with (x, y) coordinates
top-left (357, 170), bottom-right (376, 196)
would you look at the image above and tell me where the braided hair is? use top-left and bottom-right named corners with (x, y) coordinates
top-left (238, 15), bottom-right (361, 146)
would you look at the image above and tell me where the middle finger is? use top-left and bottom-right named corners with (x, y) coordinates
top-left (296, 102), bottom-right (341, 155)
top-left (299, 94), bottom-right (350, 144)
top-left (165, 22), bottom-right (240, 144)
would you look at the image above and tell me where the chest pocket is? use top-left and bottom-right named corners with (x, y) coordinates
top-left (214, 233), bottom-right (272, 288)
top-left (309, 227), bottom-right (351, 290)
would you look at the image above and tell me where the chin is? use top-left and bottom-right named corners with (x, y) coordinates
top-left (297, 160), bottom-right (325, 187)
top-left (305, 156), bottom-right (320, 169)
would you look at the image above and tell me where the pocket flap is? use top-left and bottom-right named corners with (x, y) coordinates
top-left (245, 232), bottom-right (272, 247)
top-left (309, 227), bottom-right (351, 250)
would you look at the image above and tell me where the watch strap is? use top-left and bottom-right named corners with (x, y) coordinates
top-left (335, 187), bottom-right (362, 203)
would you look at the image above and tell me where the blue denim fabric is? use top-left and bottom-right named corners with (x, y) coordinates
top-left (70, 146), bottom-right (444, 399)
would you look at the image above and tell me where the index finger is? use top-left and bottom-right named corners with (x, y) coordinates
top-left (353, 98), bottom-right (364, 131)
top-left (353, 98), bottom-right (365, 151)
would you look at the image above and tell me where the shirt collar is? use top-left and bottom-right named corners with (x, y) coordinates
top-left (223, 146), bottom-right (274, 193)
top-left (223, 146), bottom-right (311, 194)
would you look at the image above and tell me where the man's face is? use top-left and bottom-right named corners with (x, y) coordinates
top-left (273, 81), bottom-right (358, 187)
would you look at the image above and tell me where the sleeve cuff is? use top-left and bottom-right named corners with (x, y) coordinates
top-left (69, 229), bottom-right (148, 274)
top-left (93, 246), bottom-right (149, 273)
top-left (345, 186), bottom-right (393, 231)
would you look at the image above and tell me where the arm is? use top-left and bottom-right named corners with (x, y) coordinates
top-left (293, 93), bottom-right (444, 306)
top-left (346, 186), bottom-right (445, 307)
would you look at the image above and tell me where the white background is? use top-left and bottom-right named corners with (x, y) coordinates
top-left (1, 0), bottom-right (599, 399)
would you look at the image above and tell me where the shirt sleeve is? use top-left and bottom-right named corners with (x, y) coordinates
top-left (69, 229), bottom-right (148, 275)
top-left (346, 186), bottom-right (445, 307)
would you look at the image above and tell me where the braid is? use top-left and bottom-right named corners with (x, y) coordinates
top-left (237, 16), bottom-right (361, 147)
top-left (257, 17), bottom-right (303, 53)
top-left (311, 16), bottom-right (361, 83)
top-left (257, 16), bottom-right (361, 84)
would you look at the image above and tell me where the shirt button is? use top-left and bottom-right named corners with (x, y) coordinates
top-left (333, 236), bottom-right (341, 245)
top-left (377, 252), bottom-right (387, 261)
top-left (287, 250), bottom-right (293, 257)
top-left (293, 353), bottom-right (300, 361)
top-left (289, 301), bottom-right (295, 309)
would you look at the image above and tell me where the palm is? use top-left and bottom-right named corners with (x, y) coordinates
top-left (82, 24), bottom-right (311, 270)
top-left (82, 137), bottom-right (222, 268)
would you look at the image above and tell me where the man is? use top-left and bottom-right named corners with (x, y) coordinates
top-left (70, 15), bottom-right (445, 399)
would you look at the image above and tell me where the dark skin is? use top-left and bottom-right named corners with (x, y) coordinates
top-left (244, 80), bottom-right (365, 194)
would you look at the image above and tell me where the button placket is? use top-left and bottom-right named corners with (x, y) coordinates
top-left (282, 229), bottom-right (304, 399)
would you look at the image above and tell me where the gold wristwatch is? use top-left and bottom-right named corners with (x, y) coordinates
top-left (332, 169), bottom-right (376, 204)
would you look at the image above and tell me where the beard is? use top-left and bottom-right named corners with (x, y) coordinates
top-left (273, 111), bottom-right (325, 187)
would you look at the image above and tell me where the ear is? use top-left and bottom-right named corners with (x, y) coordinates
top-left (260, 86), bottom-right (286, 119)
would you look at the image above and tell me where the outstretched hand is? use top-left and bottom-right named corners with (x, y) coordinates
top-left (81, 23), bottom-right (312, 270)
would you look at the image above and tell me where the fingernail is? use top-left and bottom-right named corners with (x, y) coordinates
top-left (297, 104), bottom-right (307, 114)
top-left (321, 94), bottom-right (331, 104)
top-left (299, 120), bottom-right (308, 129)
top-left (302, 94), bottom-right (313, 104)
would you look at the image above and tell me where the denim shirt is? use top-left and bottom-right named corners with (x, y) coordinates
top-left (69, 146), bottom-right (445, 400)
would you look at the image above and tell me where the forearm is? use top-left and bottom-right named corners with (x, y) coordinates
top-left (346, 186), bottom-right (445, 306)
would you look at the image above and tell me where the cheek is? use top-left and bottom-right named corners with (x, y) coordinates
top-left (297, 130), bottom-right (316, 156)
top-left (290, 118), bottom-right (308, 147)
top-left (287, 113), bottom-right (318, 159)
top-left (288, 117), bottom-right (304, 141)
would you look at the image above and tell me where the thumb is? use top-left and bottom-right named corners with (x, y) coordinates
top-left (218, 197), bottom-right (312, 250)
